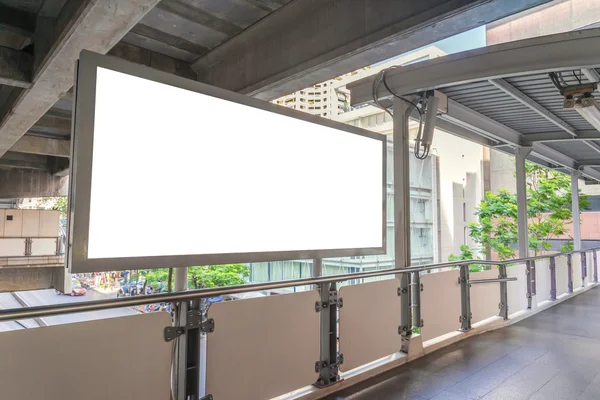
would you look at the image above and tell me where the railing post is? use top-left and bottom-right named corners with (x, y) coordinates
top-left (411, 272), bottom-right (422, 330)
top-left (498, 263), bottom-right (509, 320)
top-left (531, 260), bottom-right (537, 298)
top-left (594, 250), bottom-right (598, 283)
top-left (549, 257), bottom-right (557, 301)
top-left (315, 282), bottom-right (341, 388)
top-left (581, 251), bottom-right (587, 287)
top-left (526, 260), bottom-right (536, 309)
top-left (459, 264), bottom-right (472, 331)
top-left (567, 254), bottom-right (573, 294)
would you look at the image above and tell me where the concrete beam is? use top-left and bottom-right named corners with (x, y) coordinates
top-left (0, 4), bottom-right (35, 50)
top-left (48, 156), bottom-right (70, 176)
top-left (109, 42), bottom-right (197, 80)
top-left (9, 135), bottom-right (70, 157)
top-left (0, 46), bottom-right (32, 88)
top-left (0, 0), bottom-right (161, 159)
top-left (0, 168), bottom-right (67, 199)
top-left (0, 268), bottom-right (54, 292)
top-left (0, 152), bottom-right (48, 170)
top-left (192, 0), bottom-right (552, 100)
top-left (521, 130), bottom-right (600, 144)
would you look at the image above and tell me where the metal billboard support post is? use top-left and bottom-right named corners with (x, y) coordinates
top-left (315, 282), bottom-right (342, 388)
top-left (173, 267), bottom-right (190, 400)
top-left (393, 97), bottom-right (413, 353)
top-left (459, 264), bottom-right (472, 331)
top-left (498, 264), bottom-right (509, 320)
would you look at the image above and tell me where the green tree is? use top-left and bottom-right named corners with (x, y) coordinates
top-left (448, 244), bottom-right (484, 272)
top-left (39, 197), bottom-right (68, 218)
top-left (135, 264), bottom-right (250, 292)
top-left (467, 163), bottom-right (589, 260)
top-left (188, 264), bottom-right (249, 289)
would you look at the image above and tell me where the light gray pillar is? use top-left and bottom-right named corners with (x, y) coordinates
top-left (572, 171), bottom-right (582, 251)
top-left (515, 146), bottom-right (532, 258)
top-left (392, 98), bottom-right (411, 269)
top-left (393, 97), bottom-right (412, 347)
top-left (174, 267), bottom-right (188, 291)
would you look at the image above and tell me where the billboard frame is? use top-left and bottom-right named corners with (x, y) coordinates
top-left (67, 50), bottom-right (387, 273)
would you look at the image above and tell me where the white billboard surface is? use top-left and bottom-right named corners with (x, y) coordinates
top-left (69, 52), bottom-right (385, 271)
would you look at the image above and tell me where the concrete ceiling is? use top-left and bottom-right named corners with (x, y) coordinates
top-left (0, 0), bottom-right (553, 198)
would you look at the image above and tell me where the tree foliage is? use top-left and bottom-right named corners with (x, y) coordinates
top-left (136, 264), bottom-right (250, 291)
top-left (448, 244), bottom-right (484, 272)
top-left (467, 163), bottom-right (589, 260)
top-left (39, 197), bottom-right (68, 218)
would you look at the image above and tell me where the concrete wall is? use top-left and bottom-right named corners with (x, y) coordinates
top-left (432, 130), bottom-right (484, 261)
top-left (0, 169), bottom-right (67, 199)
top-left (489, 150), bottom-right (516, 194)
top-left (487, 0), bottom-right (600, 46)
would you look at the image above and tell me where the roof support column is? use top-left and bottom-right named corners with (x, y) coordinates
top-left (516, 146), bottom-right (532, 258)
top-left (571, 171), bottom-right (582, 251)
top-left (393, 97), bottom-right (412, 351)
top-left (392, 99), bottom-right (411, 270)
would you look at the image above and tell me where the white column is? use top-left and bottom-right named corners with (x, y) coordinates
top-left (174, 267), bottom-right (188, 291)
top-left (572, 171), bottom-right (582, 251)
top-left (515, 146), bottom-right (532, 258)
top-left (392, 97), bottom-right (411, 268)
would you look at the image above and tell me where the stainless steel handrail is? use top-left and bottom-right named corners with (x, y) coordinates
top-left (0, 248), bottom-right (597, 322)
top-left (0, 259), bottom-right (483, 321)
top-left (469, 277), bottom-right (517, 284)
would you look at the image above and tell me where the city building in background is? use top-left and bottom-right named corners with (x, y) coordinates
top-left (248, 46), bottom-right (488, 285)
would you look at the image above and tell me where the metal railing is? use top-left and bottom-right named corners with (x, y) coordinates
top-left (0, 248), bottom-right (598, 400)
top-left (0, 236), bottom-right (62, 257)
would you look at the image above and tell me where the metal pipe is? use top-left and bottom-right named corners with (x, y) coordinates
top-left (469, 277), bottom-right (517, 284)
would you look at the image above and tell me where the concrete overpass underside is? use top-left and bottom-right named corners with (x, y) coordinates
top-left (0, 0), bottom-right (554, 199)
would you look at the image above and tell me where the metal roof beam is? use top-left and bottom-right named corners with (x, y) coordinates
top-left (582, 68), bottom-right (600, 83)
top-left (488, 78), bottom-right (576, 137)
top-left (521, 130), bottom-right (600, 144)
top-left (439, 98), bottom-right (522, 145)
top-left (430, 98), bottom-right (600, 181)
top-left (349, 28), bottom-right (600, 106)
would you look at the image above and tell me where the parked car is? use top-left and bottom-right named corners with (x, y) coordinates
top-left (56, 279), bottom-right (87, 296)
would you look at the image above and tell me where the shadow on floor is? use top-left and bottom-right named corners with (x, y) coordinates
top-left (326, 287), bottom-right (600, 400)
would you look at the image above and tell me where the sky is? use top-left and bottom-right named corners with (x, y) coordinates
top-left (434, 25), bottom-right (487, 55)
top-left (375, 25), bottom-right (487, 67)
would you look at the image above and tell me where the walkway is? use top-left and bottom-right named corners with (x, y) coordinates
top-left (327, 287), bottom-right (600, 400)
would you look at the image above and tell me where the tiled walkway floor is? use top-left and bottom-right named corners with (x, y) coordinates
top-left (326, 286), bottom-right (600, 400)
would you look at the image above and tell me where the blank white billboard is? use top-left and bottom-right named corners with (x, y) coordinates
top-left (68, 51), bottom-right (386, 272)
